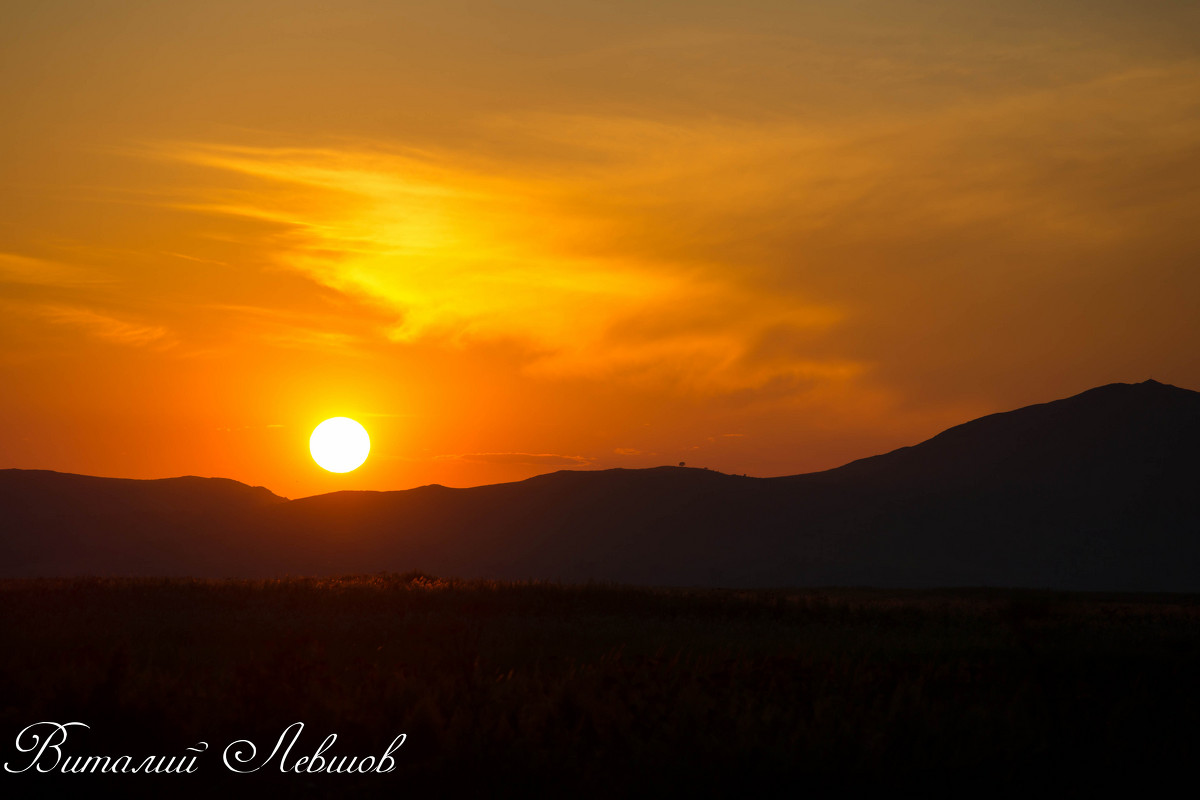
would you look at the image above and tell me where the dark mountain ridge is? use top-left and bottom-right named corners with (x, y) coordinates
top-left (0, 472), bottom-right (286, 575)
top-left (2, 380), bottom-right (1197, 589)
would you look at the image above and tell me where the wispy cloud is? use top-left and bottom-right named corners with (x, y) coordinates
top-left (0, 253), bottom-right (111, 288)
top-left (163, 252), bottom-right (230, 267)
top-left (207, 304), bottom-right (370, 354)
top-left (435, 452), bottom-right (594, 467)
top-left (137, 52), bottom-right (1200, 410)
top-left (37, 305), bottom-right (176, 349)
top-left (146, 138), bottom-right (850, 396)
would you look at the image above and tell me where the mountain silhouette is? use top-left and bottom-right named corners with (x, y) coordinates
top-left (2, 379), bottom-right (1197, 589)
top-left (0, 472), bottom-right (286, 576)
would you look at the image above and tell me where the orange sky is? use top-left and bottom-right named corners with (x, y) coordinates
top-left (2, 0), bottom-right (1198, 498)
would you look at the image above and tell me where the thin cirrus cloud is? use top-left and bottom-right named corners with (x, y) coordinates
top-left (0, 253), bottom-right (112, 289)
top-left (36, 305), bottom-right (176, 349)
top-left (206, 304), bottom-right (369, 355)
top-left (436, 453), bottom-right (595, 467)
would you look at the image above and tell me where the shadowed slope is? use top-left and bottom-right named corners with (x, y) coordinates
top-left (816, 379), bottom-right (1198, 487)
top-left (0, 471), bottom-right (286, 576)
top-left (780, 379), bottom-right (1200, 588)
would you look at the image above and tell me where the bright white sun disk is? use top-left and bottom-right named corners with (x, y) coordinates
top-left (310, 417), bottom-right (370, 473)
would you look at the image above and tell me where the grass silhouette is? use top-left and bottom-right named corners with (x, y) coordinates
top-left (2, 574), bottom-right (1198, 795)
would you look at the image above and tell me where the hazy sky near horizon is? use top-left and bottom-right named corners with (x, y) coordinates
top-left (2, 0), bottom-right (1198, 497)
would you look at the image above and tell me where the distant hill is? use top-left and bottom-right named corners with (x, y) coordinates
top-left (2, 380), bottom-right (1198, 589)
top-left (0, 472), bottom-right (286, 576)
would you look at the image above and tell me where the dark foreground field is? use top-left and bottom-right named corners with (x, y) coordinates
top-left (2, 575), bottom-right (1199, 796)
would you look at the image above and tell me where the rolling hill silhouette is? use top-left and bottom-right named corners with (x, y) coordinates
top-left (2, 379), bottom-right (1197, 589)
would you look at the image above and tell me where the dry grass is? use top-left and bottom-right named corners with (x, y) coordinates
top-left (2, 574), bottom-right (1199, 795)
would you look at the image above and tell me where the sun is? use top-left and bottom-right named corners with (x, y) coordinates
top-left (310, 417), bottom-right (371, 473)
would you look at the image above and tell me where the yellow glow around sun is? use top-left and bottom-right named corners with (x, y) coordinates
top-left (310, 417), bottom-right (371, 473)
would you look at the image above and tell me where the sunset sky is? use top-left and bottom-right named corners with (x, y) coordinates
top-left (2, 0), bottom-right (1198, 498)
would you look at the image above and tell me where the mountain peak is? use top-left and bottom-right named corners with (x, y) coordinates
top-left (814, 379), bottom-right (1199, 482)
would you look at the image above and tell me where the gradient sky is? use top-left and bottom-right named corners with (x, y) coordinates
top-left (2, 0), bottom-right (1198, 498)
